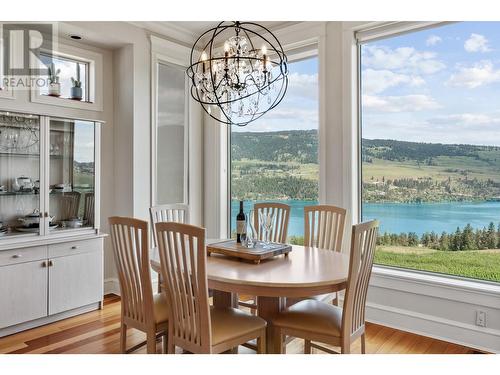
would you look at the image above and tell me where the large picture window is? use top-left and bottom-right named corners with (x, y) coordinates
top-left (230, 56), bottom-right (319, 243)
top-left (360, 22), bottom-right (500, 282)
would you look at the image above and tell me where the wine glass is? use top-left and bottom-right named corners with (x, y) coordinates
top-left (245, 210), bottom-right (257, 248)
top-left (259, 210), bottom-right (276, 248)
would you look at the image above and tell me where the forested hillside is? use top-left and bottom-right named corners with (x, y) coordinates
top-left (231, 130), bottom-right (500, 202)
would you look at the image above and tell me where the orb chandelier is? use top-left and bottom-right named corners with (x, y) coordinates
top-left (187, 21), bottom-right (288, 127)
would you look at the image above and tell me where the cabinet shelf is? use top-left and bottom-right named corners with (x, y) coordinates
top-left (0, 190), bottom-right (94, 197)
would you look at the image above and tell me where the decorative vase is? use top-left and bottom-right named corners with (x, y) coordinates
top-left (71, 86), bottom-right (83, 101)
top-left (48, 82), bottom-right (61, 97)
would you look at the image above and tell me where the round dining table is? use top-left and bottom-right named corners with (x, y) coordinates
top-left (150, 240), bottom-right (349, 354)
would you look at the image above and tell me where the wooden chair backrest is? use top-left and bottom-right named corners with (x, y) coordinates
top-left (342, 220), bottom-right (379, 338)
top-left (304, 205), bottom-right (346, 251)
top-left (253, 202), bottom-right (290, 243)
top-left (108, 217), bottom-right (154, 330)
top-left (156, 222), bottom-right (211, 353)
top-left (60, 191), bottom-right (81, 220)
top-left (83, 192), bottom-right (95, 226)
top-left (150, 204), bottom-right (189, 248)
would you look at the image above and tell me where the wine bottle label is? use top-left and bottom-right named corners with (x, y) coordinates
top-left (236, 220), bottom-right (245, 234)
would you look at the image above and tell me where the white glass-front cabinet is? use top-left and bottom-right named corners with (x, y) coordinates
top-left (0, 111), bottom-right (99, 240)
top-left (0, 110), bottom-right (104, 337)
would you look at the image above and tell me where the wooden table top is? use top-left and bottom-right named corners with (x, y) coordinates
top-left (150, 240), bottom-right (350, 297)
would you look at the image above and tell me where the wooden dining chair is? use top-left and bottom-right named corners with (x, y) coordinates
top-left (109, 217), bottom-right (169, 354)
top-left (253, 202), bottom-right (291, 243)
top-left (60, 191), bottom-right (81, 220)
top-left (273, 220), bottom-right (379, 354)
top-left (149, 204), bottom-right (189, 248)
top-left (83, 192), bottom-right (95, 226)
top-left (150, 204), bottom-right (189, 293)
top-left (238, 202), bottom-right (291, 316)
top-left (155, 222), bottom-right (267, 354)
top-left (286, 205), bottom-right (347, 308)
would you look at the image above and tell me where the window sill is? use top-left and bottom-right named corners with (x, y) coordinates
top-left (371, 265), bottom-right (500, 304)
top-left (31, 91), bottom-right (102, 111)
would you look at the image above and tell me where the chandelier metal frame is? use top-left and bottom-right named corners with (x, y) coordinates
top-left (186, 21), bottom-right (289, 127)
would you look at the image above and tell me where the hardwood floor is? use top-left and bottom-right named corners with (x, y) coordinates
top-left (0, 294), bottom-right (478, 354)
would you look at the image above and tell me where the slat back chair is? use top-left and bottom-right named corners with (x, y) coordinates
top-left (60, 191), bottom-right (81, 220)
top-left (285, 205), bottom-right (347, 309)
top-left (109, 217), bottom-right (168, 353)
top-left (150, 204), bottom-right (189, 248)
top-left (156, 222), bottom-right (211, 353)
top-left (253, 202), bottom-right (290, 243)
top-left (341, 220), bottom-right (379, 350)
top-left (273, 220), bottom-right (379, 354)
top-left (156, 222), bottom-right (267, 354)
top-left (304, 205), bottom-right (346, 251)
top-left (83, 192), bottom-right (95, 226)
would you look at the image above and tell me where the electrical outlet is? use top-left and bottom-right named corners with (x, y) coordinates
top-left (476, 310), bottom-right (486, 327)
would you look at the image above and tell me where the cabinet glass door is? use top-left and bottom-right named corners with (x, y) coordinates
top-left (48, 118), bottom-right (95, 233)
top-left (0, 112), bottom-right (41, 239)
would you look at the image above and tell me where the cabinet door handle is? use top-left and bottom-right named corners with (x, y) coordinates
top-left (44, 212), bottom-right (49, 218)
top-left (11, 254), bottom-right (22, 259)
top-left (71, 246), bottom-right (78, 250)
top-left (48, 260), bottom-right (53, 267)
top-left (41, 261), bottom-right (47, 267)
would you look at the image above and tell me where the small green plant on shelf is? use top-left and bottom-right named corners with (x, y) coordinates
top-left (70, 63), bottom-right (83, 101)
top-left (47, 63), bottom-right (61, 97)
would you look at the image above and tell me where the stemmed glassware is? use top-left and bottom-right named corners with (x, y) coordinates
top-left (244, 210), bottom-right (258, 248)
top-left (259, 210), bottom-right (276, 248)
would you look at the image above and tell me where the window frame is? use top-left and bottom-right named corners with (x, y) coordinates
top-left (30, 40), bottom-right (103, 111)
top-left (227, 45), bottom-right (321, 237)
top-left (150, 36), bottom-right (191, 208)
top-left (355, 21), bottom-right (500, 285)
top-left (38, 52), bottom-right (90, 102)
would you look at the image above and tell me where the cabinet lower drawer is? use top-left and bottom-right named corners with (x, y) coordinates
top-left (48, 238), bottom-right (102, 258)
top-left (0, 246), bottom-right (48, 267)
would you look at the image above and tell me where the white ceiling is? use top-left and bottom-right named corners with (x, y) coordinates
top-left (134, 21), bottom-right (300, 45)
top-left (56, 21), bottom-right (300, 50)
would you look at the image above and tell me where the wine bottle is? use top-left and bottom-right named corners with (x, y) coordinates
top-left (236, 200), bottom-right (245, 243)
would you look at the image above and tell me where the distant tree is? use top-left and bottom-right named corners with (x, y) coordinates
top-left (408, 232), bottom-right (419, 247)
top-left (461, 224), bottom-right (475, 250)
top-left (439, 232), bottom-right (450, 251)
top-left (486, 222), bottom-right (497, 249)
top-left (451, 227), bottom-right (462, 251)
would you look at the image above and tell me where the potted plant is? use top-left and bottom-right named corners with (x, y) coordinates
top-left (70, 63), bottom-right (83, 101)
top-left (48, 63), bottom-right (61, 97)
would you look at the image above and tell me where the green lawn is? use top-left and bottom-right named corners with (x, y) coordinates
top-left (375, 246), bottom-right (500, 282)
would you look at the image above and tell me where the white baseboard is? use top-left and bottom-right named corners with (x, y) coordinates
top-left (103, 277), bottom-right (159, 296)
top-left (104, 278), bottom-right (120, 295)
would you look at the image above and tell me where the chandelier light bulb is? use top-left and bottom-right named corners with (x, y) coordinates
top-left (261, 45), bottom-right (267, 55)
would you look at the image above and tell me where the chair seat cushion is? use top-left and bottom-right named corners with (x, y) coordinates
top-left (153, 293), bottom-right (169, 324)
top-left (211, 307), bottom-right (266, 345)
top-left (273, 299), bottom-right (343, 337)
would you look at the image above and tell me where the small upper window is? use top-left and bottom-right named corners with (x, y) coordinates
top-left (39, 53), bottom-right (89, 102)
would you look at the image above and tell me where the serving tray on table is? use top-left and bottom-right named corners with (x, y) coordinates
top-left (207, 240), bottom-right (292, 264)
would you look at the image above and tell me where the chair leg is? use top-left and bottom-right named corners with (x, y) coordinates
top-left (341, 339), bottom-right (350, 354)
top-left (120, 323), bottom-right (127, 354)
top-left (147, 331), bottom-right (157, 354)
top-left (167, 333), bottom-right (175, 354)
top-left (361, 333), bottom-right (366, 354)
top-left (304, 339), bottom-right (311, 354)
top-left (162, 334), bottom-right (168, 354)
top-left (257, 329), bottom-right (266, 354)
top-left (157, 274), bottom-right (162, 293)
top-left (332, 294), bottom-right (338, 306)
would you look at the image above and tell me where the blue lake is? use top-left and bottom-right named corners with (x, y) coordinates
top-left (231, 200), bottom-right (500, 237)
